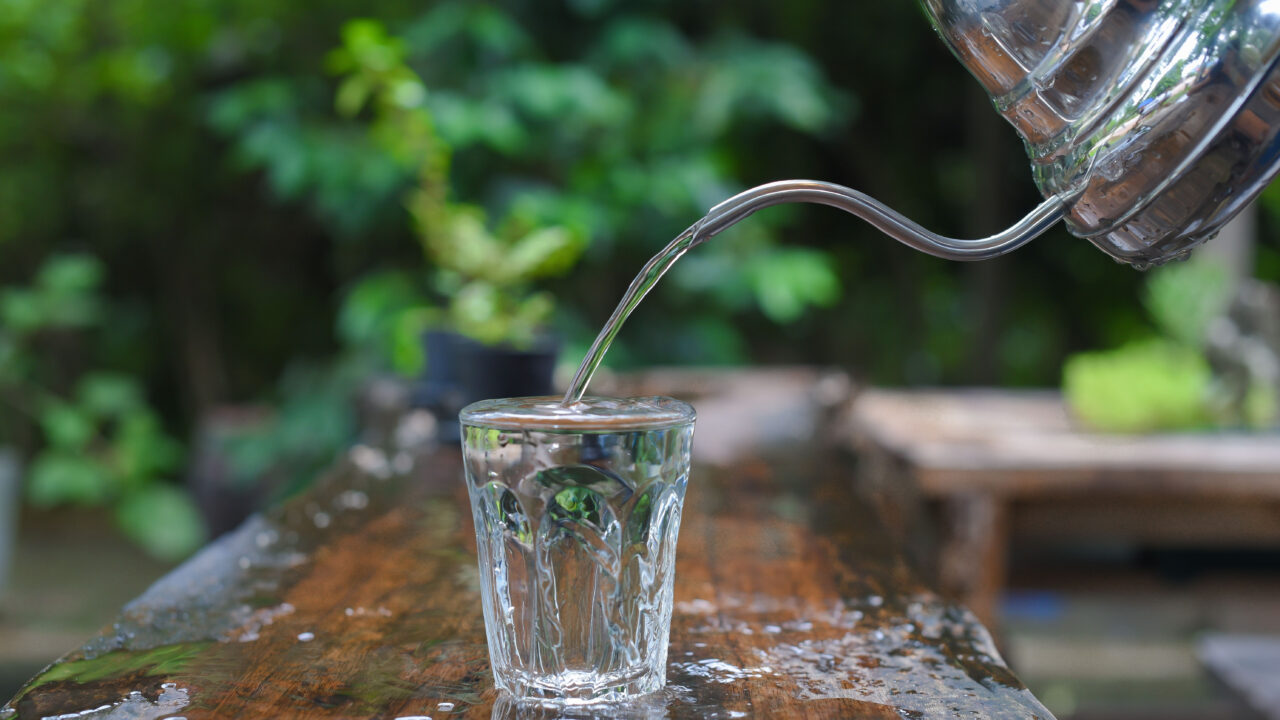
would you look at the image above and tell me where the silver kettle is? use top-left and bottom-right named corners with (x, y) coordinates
top-left (923, 0), bottom-right (1280, 268)
top-left (673, 0), bottom-right (1280, 270)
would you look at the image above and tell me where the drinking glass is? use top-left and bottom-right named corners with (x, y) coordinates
top-left (460, 396), bottom-right (695, 702)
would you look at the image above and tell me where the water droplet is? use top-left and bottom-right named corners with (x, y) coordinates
top-left (335, 490), bottom-right (368, 510)
top-left (394, 410), bottom-right (436, 449)
top-left (312, 512), bottom-right (330, 529)
top-left (436, 701), bottom-right (454, 711)
top-left (350, 444), bottom-right (392, 478)
top-left (392, 451), bottom-right (413, 474)
top-left (297, 631), bottom-right (315, 642)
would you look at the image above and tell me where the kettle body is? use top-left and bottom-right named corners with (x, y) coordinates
top-left (922, 0), bottom-right (1280, 268)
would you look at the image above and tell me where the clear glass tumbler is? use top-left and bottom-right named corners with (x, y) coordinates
top-left (460, 396), bottom-right (695, 702)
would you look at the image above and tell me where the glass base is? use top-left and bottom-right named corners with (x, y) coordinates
top-left (497, 667), bottom-right (664, 703)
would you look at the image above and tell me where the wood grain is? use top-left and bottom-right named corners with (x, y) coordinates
top-left (3, 441), bottom-right (1051, 719)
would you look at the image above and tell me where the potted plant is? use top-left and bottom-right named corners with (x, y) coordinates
top-left (330, 21), bottom-right (587, 438)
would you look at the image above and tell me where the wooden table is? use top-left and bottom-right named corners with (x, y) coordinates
top-left (1198, 634), bottom-right (1280, 719)
top-left (3, 376), bottom-right (1053, 720)
top-left (850, 388), bottom-right (1280, 626)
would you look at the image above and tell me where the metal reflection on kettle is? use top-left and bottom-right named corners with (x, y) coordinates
top-left (923, 0), bottom-right (1280, 268)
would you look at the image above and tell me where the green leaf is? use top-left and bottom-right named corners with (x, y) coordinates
top-left (36, 254), bottom-right (103, 295)
top-left (746, 248), bottom-right (841, 323)
top-left (336, 19), bottom-right (405, 74)
top-left (512, 292), bottom-right (554, 333)
top-left (697, 37), bottom-right (849, 135)
top-left (334, 75), bottom-right (373, 118)
top-left (428, 207), bottom-right (506, 279)
top-left (401, 2), bottom-right (532, 59)
top-left (428, 93), bottom-right (526, 153)
top-left (27, 452), bottom-right (113, 507)
top-left (114, 411), bottom-right (184, 489)
top-left (500, 226), bottom-right (585, 282)
top-left (115, 485), bottom-right (206, 561)
top-left (206, 79), bottom-right (299, 134)
top-left (0, 289), bottom-right (43, 332)
top-left (490, 64), bottom-right (629, 128)
top-left (591, 18), bottom-right (691, 70)
top-left (39, 401), bottom-right (96, 450)
top-left (449, 282), bottom-right (506, 345)
top-left (78, 372), bottom-right (143, 417)
top-left (390, 306), bottom-right (438, 375)
top-left (4, 254), bottom-right (105, 330)
top-left (336, 271), bottom-right (425, 347)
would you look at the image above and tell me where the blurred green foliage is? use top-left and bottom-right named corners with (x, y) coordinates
top-left (331, 18), bottom-right (587, 352)
top-left (0, 255), bottom-right (203, 560)
top-left (4, 0), bottom-right (1280, 534)
top-left (209, 2), bottom-right (850, 370)
top-left (1143, 260), bottom-right (1232, 347)
top-left (203, 3), bottom-right (857, 489)
top-left (1062, 261), bottom-right (1271, 433)
top-left (218, 359), bottom-right (364, 501)
top-left (1064, 338), bottom-right (1214, 433)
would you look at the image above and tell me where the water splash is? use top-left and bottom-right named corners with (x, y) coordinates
top-left (666, 590), bottom-right (1048, 719)
top-left (6, 683), bottom-right (189, 720)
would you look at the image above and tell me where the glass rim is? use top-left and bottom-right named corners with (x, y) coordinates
top-left (459, 395), bottom-right (695, 432)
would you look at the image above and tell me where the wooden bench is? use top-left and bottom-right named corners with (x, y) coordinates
top-left (850, 388), bottom-right (1280, 626)
top-left (3, 371), bottom-right (1054, 719)
top-left (1199, 633), bottom-right (1280, 719)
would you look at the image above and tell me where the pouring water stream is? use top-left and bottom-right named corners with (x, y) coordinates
top-left (561, 179), bottom-right (1068, 405)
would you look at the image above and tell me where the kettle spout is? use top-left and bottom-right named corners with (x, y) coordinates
top-left (692, 179), bottom-right (1067, 262)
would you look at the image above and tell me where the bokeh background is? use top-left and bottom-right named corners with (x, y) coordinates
top-left (2, 2), bottom-right (1279, 718)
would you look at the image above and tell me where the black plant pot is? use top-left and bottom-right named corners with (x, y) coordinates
top-left (415, 330), bottom-right (559, 443)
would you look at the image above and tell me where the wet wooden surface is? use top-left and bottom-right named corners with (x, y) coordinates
top-left (4, 429), bottom-right (1053, 718)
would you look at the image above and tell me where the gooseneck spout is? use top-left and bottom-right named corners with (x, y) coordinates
top-left (561, 180), bottom-right (1068, 405)
top-left (693, 180), bottom-right (1067, 260)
